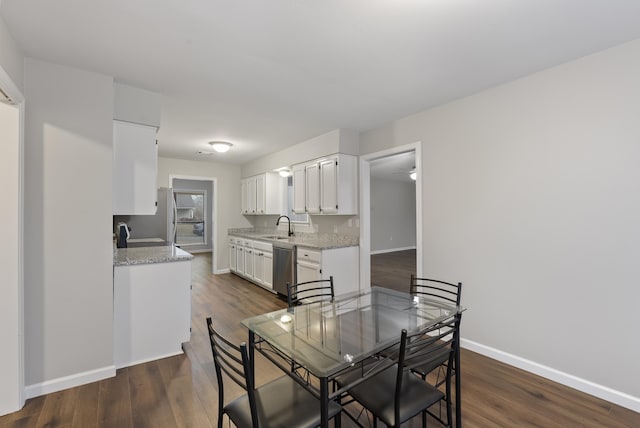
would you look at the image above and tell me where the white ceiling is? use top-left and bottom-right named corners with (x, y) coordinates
top-left (3, 1), bottom-right (640, 165)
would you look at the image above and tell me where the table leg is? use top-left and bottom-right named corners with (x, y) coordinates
top-left (248, 331), bottom-right (255, 389)
top-left (320, 377), bottom-right (329, 428)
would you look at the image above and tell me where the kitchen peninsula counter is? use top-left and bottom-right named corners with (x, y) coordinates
top-left (113, 244), bottom-right (193, 266)
top-left (113, 243), bottom-right (193, 369)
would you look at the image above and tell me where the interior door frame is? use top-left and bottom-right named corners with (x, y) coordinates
top-left (359, 142), bottom-right (423, 290)
top-left (169, 175), bottom-right (217, 274)
top-left (0, 65), bottom-right (26, 413)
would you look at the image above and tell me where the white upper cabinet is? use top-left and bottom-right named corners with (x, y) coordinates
top-left (292, 154), bottom-right (357, 215)
top-left (320, 158), bottom-right (338, 213)
top-left (241, 172), bottom-right (283, 215)
top-left (305, 162), bottom-right (321, 214)
top-left (113, 120), bottom-right (158, 215)
top-left (292, 164), bottom-right (307, 214)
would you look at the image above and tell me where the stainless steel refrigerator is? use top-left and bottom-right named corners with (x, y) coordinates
top-left (113, 187), bottom-right (177, 243)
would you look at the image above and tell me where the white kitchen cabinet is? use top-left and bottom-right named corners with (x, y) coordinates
top-left (236, 242), bottom-right (246, 276)
top-left (292, 154), bottom-right (358, 215)
top-left (241, 177), bottom-right (257, 214)
top-left (305, 162), bottom-right (321, 214)
top-left (292, 164), bottom-right (306, 214)
top-left (228, 238), bottom-right (237, 272)
top-left (243, 240), bottom-right (255, 281)
top-left (113, 260), bottom-right (191, 368)
top-left (296, 245), bottom-right (360, 296)
top-left (320, 158), bottom-right (338, 213)
top-left (263, 251), bottom-right (273, 289)
top-left (240, 180), bottom-right (248, 214)
top-left (297, 248), bottom-right (322, 283)
top-left (241, 173), bottom-right (283, 215)
top-left (252, 240), bottom-right (273, 290)
top-left (229, 237), bottom-right (274, 291)
top-left (112, 120), bottom-right (158, 215)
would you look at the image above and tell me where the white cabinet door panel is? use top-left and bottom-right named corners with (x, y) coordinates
top-left (113, 120), bottom-right (158, 215)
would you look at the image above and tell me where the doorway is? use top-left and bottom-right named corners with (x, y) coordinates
top-left (170, 175), bottom-right (216, 272)
top-left (359, 142), bottom-right (423, 291)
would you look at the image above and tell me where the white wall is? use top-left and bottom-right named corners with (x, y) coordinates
top-left (113, 82), bottom-right (162, 128)
top-left (24, 58), bottom-right (115, 394)
top-left (0, 14), bottom-right (23, 92)
top-left (370, 178), bottom-right (416, 253)
top-left (157, 157), bottom-right (249, 272)
top-left (360, 39), bottom-right (640, 407)
top-left (241, 128), bottom-right (359, 177)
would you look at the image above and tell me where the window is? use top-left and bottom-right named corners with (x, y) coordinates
top-left (174, 190), bottom-right (206, 245)
top-left (285, 176), bottom-right (308, 223)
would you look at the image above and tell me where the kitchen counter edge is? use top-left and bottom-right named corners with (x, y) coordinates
top-left (228, 230), bottom-right (359, 250)
top-left (113, 245), bottom-right (194, 266)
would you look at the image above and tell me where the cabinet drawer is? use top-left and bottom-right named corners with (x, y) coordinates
top-left (297, 247), bottom-right (321, 264)
top-left (253, 241), bottom-right (272, 252)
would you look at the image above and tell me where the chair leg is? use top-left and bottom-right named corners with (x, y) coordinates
top-left (217, 411), bottom-right (223, 428)
top-left (422, 409), bottom-right (427, 428)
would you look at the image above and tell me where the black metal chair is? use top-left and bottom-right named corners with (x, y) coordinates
top-left (409, 275), bottom-right (462, 387)
top-left (286, 276), bottom-right (335, 308)
top-left (206, 317), bottom-right (342, 428)
top-left (335, 316), bottom-right (459, 427)
top-left (410, 275), bottom-right (462, 307)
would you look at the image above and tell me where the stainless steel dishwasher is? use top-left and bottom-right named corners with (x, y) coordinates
top-left (272, 241), bottom-right (296, 296)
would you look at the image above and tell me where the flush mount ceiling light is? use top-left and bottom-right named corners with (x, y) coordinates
top-left (209, 141), bottom-right (233, 153)
top-left (278, 168), bottom-right (291, 178)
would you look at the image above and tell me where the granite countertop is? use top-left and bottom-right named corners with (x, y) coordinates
top-left (113, 244), bottom-right (194, 266)
top-left (228, 228), bottom-right (359, 250)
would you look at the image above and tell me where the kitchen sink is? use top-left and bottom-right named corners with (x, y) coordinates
top-left (262, 235), bottom-right (291, 240)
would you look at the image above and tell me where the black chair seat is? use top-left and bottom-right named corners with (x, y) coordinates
top-left (412, 347), bottom-right (450, 379)
top-left (226, 375), bottom-right (342, 428)
top-left (346, 363), bottom-right (444, 427)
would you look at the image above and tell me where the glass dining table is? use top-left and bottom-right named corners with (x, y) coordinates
top-left (242, 286), bottom-right (464, 428)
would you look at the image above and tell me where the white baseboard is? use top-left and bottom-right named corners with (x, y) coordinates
top-left (371, 246), bottom-right (416, 255)
top-left (116, 350), bottom-right (184, 370)
top-left (215, 268), bottom-right (230, 274)
top-left (461, 338), bottom-right (640, 413)
top-left (24, 365), bottom-right (116, 399)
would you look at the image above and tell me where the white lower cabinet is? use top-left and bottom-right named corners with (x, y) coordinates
top-left (253, 241), bottom-right (274, 290)
top-left (296, 246), bottom-right (359, 296)
top-left (228, 239), bottom-right (237, 271)
top-left (229, 237), bottom-right (274, 292)
top-left (243, 241), bottom-right (255, 281)
top-left (235, 241), bottom-right (246, 276)
top-left (113, 260), bottom-right (191, 369)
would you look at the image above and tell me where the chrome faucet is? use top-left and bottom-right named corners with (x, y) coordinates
top-left (276, 215), bottom-right (294, 236)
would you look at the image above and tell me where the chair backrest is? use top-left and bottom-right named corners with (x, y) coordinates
top-left (394, 315), bottom-right (459, 425)
top-left (410, 274), bottom-right (462, 306)
top-left (287, 276), bottom-right (335, 308)
top-left (206, 317), bottom-right (259, 428)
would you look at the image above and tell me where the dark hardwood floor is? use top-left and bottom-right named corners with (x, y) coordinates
top-left (371, 249), bottom-right (416, 293)
top-left (1, 252), bottom-right (638, 427)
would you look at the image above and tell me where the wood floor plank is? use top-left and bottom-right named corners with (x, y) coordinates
top-left (157, 355), bottom-right (214, 428)
top-left (34, 387), bottom-right (78, 427)
top-left (1, 251), bottom-right (638, 428)
top-left (96, 367), bottom-right (133, 428)
top-left (128, 361), bottom-right (178, 428)
top-left (70, 381), bottom-right (99, 428)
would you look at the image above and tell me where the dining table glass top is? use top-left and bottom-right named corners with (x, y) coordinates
top-left (242, 286), bottom-right (462, 378)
